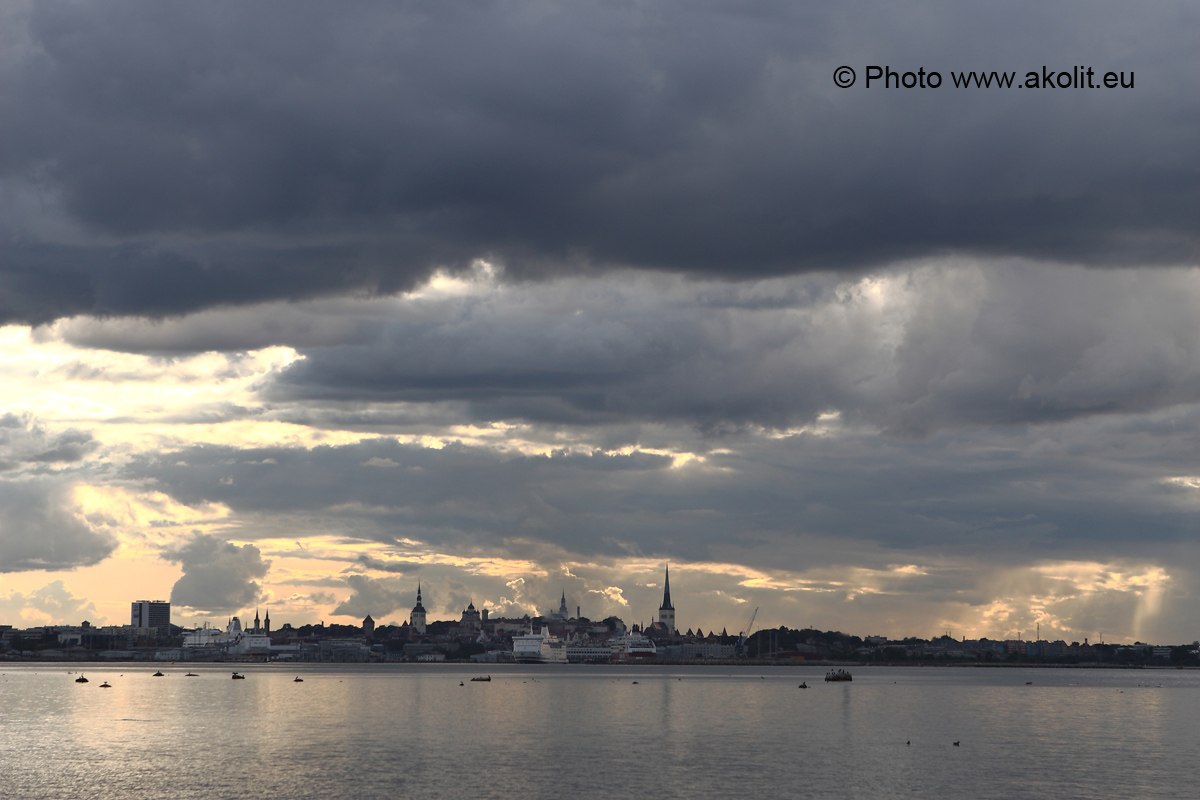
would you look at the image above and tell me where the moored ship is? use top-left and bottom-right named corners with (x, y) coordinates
top-left (512, 626), bottom-right (568, 663)
top-left (609, 630), bottom-right (657, 661)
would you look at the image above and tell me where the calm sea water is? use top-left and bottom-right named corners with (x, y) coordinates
top-left (1, 663), bottom-right (1197, 799)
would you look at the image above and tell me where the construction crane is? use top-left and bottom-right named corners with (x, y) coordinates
top-left (735, 607), bottom-right (759, 657)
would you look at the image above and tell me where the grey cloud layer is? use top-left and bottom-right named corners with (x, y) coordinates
top-left (57, 263), bottom-right (1200, 437)
top-left (246, 264), bottom-right (1200, 436)
top-left (123, 420), bottom-right (1200, 570)
top-left (2, 2), bottom-right (1198, 322)
top-left (0, 413), bottom-right (98, 470)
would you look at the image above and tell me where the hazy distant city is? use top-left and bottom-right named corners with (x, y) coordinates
top-left (6, 570), bottom-right (1198, 668)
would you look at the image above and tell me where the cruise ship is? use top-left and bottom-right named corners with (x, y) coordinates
top-left (512, 626), bottom-right (568, 663)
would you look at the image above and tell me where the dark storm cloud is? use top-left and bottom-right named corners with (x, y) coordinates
top-left (162, 533), bottom-right (270, 613)
top-left (1, 1), bottom-right (1197, 323)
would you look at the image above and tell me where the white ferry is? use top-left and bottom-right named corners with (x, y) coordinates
top-left (610, 631), bottom-right (657, 661)
top-left (512, 626), bottom-right (568, 663)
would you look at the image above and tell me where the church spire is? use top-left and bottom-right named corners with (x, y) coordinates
top-left (657, 563), bottom-right (676, 634)
top-left (414, 581), bottom-right (425, 611)
top-left (411, 580), bottom-right (427, 635)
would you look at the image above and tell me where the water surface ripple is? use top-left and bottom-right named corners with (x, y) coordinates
top-left (2, 664), bottom-right (1196, 799)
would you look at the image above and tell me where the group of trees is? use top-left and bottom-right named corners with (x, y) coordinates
top-left (741, 627), bottom-right (1200, 665)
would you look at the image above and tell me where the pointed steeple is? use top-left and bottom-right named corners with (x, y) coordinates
top-left (410, 581), bottom-right (427, 635)
top-left (657, 563), bottom-right (676, 635)
top-left (660, 564), bottom-right (673, 611)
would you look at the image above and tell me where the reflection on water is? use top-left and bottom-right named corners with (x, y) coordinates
top-left (2, 665), bottom-right (1198, 799)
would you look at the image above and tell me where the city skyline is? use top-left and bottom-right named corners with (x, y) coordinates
top-left (2, 3), bottom-right (1200, 644)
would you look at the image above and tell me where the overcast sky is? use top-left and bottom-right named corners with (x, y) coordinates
top-left (2, 1), bottom-right (1199, 643)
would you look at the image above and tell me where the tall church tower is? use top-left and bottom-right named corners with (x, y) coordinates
top-left (658, 564), bottom-right (676, 634)
top-left (411, 582), bottom-right (427, 635)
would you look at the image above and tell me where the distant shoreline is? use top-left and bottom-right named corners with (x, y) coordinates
top-left (5, 657), bottom-right (1194, 670)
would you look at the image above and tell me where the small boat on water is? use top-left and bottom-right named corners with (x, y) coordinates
top-left (470, 676), bottom-right (491, 682)
top-left (152, 671), bottom-right (165, 677)
top-left (99, 681), bottom-right (112, 689)
top-left (232, 672), bottom-right (245, 680)
top-left (185, 673), bottom-right (198, 677)
top-left (825, 669), bottom-right (853, 682)
top-left (75, 675), bottom-right (89, 683)
top-left (293, 677), bottom-right (304, 682)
